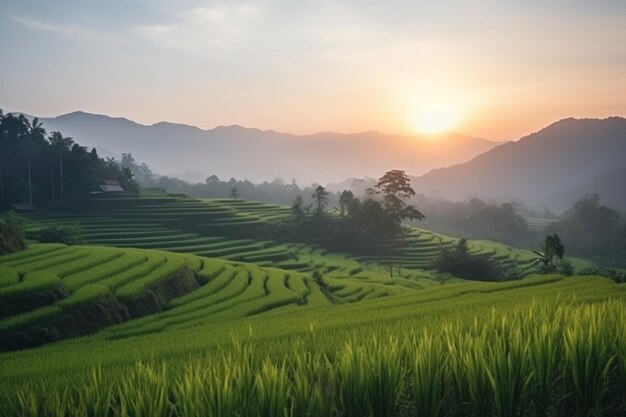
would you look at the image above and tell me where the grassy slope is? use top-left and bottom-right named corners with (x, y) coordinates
top-left (22, 196), bottom-right (572, 283)
top-left (1, 262), bottom-right (623, 389)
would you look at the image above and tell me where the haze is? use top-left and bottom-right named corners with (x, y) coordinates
top-left (2, 0), bottom-right (626, 140)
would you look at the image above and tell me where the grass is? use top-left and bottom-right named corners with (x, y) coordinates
top-left (1, 300), bottom-right (625, 416)
top-left (1, 197), bottom-right (618, 416)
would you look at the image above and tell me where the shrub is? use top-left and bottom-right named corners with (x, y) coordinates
top-left (433, 239), bottom-right (508, 281)
top-left (37, 224), bottom-right (83, 245)
top-left (0, 211), bottom-right (27, 255)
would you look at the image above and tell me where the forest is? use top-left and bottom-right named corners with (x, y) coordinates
top-left (0, 110), bottom-right (138, 209)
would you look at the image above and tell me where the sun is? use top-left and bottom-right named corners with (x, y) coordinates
top-left (414, 104), bottom-right (458, 134)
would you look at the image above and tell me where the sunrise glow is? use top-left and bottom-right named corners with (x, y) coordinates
top-left (414, 104), bottom-right (459, 134)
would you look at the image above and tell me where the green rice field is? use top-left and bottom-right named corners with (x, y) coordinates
top-left (1, 197), bottom-right (622, 416)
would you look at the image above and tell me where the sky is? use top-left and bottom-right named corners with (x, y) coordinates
top-left (1, 0), bottom-right (625, 141)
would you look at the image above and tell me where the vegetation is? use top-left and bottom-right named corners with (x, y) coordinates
top-left (547, 194), bottom-right (626, 267)
top-left (0, 211), bottom-right (27, 254)
top-left (0, 279), bottom-right (624, 416)
top-left (37, 224), bottom-right (84, 245)
top-left (3, 191), bottom-right (619, 416)
top-left (531, 234), bottom-right (565, 273)
top-left (282, 171), bottom-right (426, 276)
top-left (0, 110), bottom-right (139, 209)
top-left (417, 197), bottom-right (535, 247)
top-left (433, 238), bottom-right (514, 281)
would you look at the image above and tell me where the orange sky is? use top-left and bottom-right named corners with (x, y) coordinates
top-left (1, 1), bottom-right (625, 141)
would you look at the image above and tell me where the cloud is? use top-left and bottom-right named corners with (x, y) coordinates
top-left (12, 15), bottom-right (88, 37)
top-left (132, 3), bottom-right (263, 55)
top-left (11, 15), bottom-right (126, 46)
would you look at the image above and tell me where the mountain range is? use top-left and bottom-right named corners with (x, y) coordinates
top-left (411, 117), bottom-right (626, 210)
top-left (20, 111), bottom-right (626, 211)
top-left (37, 111), bottom-right (499, 185)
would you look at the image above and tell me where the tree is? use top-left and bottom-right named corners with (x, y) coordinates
top-left (338, 190), bottom-right (354, 217)
top-left (532, 234), bottom-right (565, 273)
top-left (21, 117), bottom-right (47, 205)
top-left (291, 195), bottom-right (306, 223)
top-left (369, 170), bottom-right (425, 276)
top-left (49, 131), bottom-right (74, 201)
top-left (120, 167), bottom-right (140, 194)
top-left (312, 185), bottom-right (329, 217)
top-left (206, 175), bottom-right (220, 184)
top-left (230, 186), bottom-right (239, 200)
top-left (371, 170), bottom-right (425, 223)
top-left (0, 211), bottom-right (27, 254)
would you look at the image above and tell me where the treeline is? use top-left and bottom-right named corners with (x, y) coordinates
top-left (276, 171), bottom-right (424, 271)
top-left (0, 110), bottom-right (138, 209)
top-left (411, 197), bottom-right (535, 247)
top-left (546, 194), bottom-right (626, 267)
top-left (124, 154), bottom-right (342, 207)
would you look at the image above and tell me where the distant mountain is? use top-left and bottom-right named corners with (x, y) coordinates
top-left (546, 165), bottom-right (626, 212)
top-left (37, 111), bottom-right (500, 185)
top-left (411, 117), bottom-right (626, 210)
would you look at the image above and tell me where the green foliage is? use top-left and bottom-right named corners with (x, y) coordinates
top-left (547, 194), bottom-right (625, 266)
top-left (0, 111), bottom-right (143, 206)
top-left (531, 234), bottom-right (565, 273)
top-left (0, 266), bottom-right (19, 287)
top-left (37, 224), bottom-right (83, 245)
top-left (58, 284), bottom-right (109, 310)
top-left (0, 271), bottom-right (60, 300)
top-left (0, 304), bottom-right (62, 333)
top-left (434, 238), bottom-right (511, 281)
top-left (410, 333), bottom-right (446, 417)
top-left (2, 300), bottom-right (625, 416)
top-left (0, 211), bottom-right (27, 255)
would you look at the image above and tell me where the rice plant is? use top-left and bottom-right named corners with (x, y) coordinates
top-left (563, 304), bottom-right (615, 416)
top-left (528, 308), bottom-right (562, 417)
top-left (255, 359), bottom-right (291, 417)
top-left (336, 342), bottom-right (370, 417)
top-left (117, 362), bottom-right (171, 417)
top-left (366, 336), bottom-right (405, 417)
top-left (409, 332), bottom-right (447, 417)
top-left (485, 322), bottom-right (533, 417)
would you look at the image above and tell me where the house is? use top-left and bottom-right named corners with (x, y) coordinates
top-left (91, 180), bottom-right (125, 194)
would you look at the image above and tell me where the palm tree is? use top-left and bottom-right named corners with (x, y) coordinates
top-left (21, 117), bottom-right (46, 205)
top-left (0, 110), bottom-right (5, 207)
top-left (49, 132), bottom-right (74, 201)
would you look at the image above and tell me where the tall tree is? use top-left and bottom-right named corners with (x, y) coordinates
top-left (291, 195), bottom-right (306, 223)
top-left (23, 117), bottom-right (47, 205)
top-left (338, 190), bottom-right (354, 217)
top-left (49, 131), bottom-right (74, 201)
top-left (371, 169), bottom-right (425, 223)
top-left (0, 110), bottom-right (5, 207)
top-left (370, 170), bottom-right (425, 276)
top-left (312, 185), bottom-right (329, 217)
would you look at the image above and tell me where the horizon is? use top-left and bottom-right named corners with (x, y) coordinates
top-left (5, 108), bottom-right (625, 142)
top-left (2, 1), bottom-right (626, 141)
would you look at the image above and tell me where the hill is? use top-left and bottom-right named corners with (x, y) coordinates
top-left (37, 111), bottom-right (500, 184)
top-left (411, 117), bottom-right (626, 209)
top-left (1, 196), bottom-right (622, 416)
top-left (546, 165), bottom-right (626, 212)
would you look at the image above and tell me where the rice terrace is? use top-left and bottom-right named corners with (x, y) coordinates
top-left (1, 1), bottom-right (626, 416)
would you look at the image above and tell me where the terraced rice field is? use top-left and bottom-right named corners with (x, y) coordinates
top-left (1, 247), bottom-right (624, 416)
top-left (0, 243), bottom-right (425, 346)
top-left (22, 197), bottom-right (546, 284)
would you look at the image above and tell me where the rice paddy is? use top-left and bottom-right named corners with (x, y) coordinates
top-left (2, 196), bottom-right (621, 416)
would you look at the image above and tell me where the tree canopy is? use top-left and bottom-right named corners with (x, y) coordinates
top-left (0, 110), bottom-right (138, 208)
